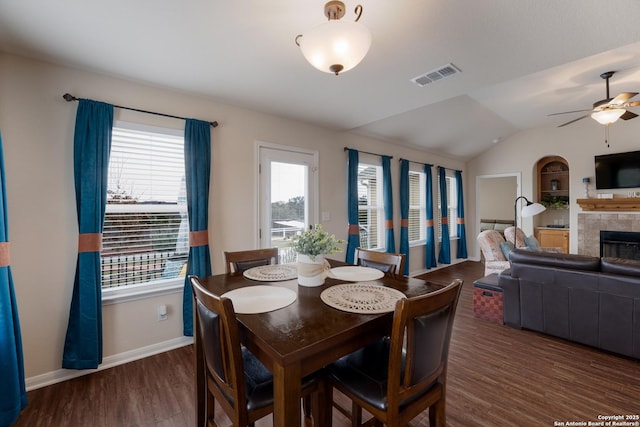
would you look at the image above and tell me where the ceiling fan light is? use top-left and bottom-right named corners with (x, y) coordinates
top-left (298, 20), bottom-right (371, 75)
top-left (591, 108), bottom-right (626, 125)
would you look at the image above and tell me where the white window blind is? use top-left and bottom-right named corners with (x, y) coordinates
top-left (408, 171), bottom-right (426, 243)
top-left (102, 125), bottom-right (189, 289)
top-left (357, 163), bottom-right (383, 250)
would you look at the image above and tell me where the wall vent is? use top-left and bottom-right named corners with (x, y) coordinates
top-left (410, 63), bottom-right (461, 87)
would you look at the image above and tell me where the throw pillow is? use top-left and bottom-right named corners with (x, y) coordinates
top-left (500, 241), bottom-right (515, 260)
top-left (524, 235), bottom-right (542, 251)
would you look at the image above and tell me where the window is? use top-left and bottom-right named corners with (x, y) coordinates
top-left (357, 163), bottom-right (383, 249)
top-left (437, 173), bottom-right (458, 240)
top-left (258, 143), bottom-right (318, 264)
top-left (408, 170), bottom-right (426, 244)
top-left (101, 123), bottom-right (188, 293)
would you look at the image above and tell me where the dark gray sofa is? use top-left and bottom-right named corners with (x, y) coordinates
top-left (498, 248), bottom-right (640, 359)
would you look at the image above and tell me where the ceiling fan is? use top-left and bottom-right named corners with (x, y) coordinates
top-left (549, 71), bottom-right (640, 127)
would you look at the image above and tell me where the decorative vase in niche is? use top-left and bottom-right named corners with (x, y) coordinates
top-left (550, 179), bottom-right (559, 191)
top-left (296, 254), bottom-right (329, 287)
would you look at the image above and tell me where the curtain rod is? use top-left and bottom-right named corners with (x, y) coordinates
top-left (343, 147), bottom-right (392, 159)
top-left (438, 166), bottom-right (462, 173)
top-left (399, 158), bottom-right (461, 173)
top-left (63, 93), bottom-right (219, 128)
top-left (398, 158), bottom-right (433, 167)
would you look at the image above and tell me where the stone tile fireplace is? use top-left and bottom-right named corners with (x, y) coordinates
top-left (577, 213), bottom-right (640, 257)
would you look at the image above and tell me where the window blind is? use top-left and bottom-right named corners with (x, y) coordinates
top-left (102, 126), bottom-right (189, 289)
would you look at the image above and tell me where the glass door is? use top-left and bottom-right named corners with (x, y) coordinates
top-left (258, 144), bottom-right (318, 263)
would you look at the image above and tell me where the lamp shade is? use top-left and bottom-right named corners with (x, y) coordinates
top-left (297, 20), bottom-right (371, 75)
top-left (521, 202), bottom-right (546, 218)
top-left (591, 109), bottom-right (625, 125)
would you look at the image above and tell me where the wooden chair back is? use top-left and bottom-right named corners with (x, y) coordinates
top-left (190, 275), bottom-right (325, 426)
top-left (354, 247), bottom-right (406, 276)
top-left (328, 279), bottom-right (463, 427)
top-left (385, 279), bottom-right (462, 426)
top-left (190, 276), bottom-right (267, 426)
top-left (224, 248), bottom-right (278, 274)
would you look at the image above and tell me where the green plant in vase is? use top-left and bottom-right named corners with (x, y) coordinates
top-left (290, 225), bottom-right (345, 287)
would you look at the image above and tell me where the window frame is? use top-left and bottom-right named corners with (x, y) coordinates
top-left (408, 169), bottom-right (426, 247)
top-left (357, 160), bottom-right (385, 251)
top-left (102, 121), bottom-right (188, 305)
top-left (437, 171), bottom-right (459, 241)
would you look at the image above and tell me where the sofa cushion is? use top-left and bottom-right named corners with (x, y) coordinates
top-left (500, 242), bottom-right (515, 260)
top-left (601, 257), bottom-right (640, 278)
top-left (508, 248), bottom-right (600, 271)
top-left (524, 235), bottom-right (541, 251)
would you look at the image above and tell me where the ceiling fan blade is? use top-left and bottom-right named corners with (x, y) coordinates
top-left (548, 109), bottom-right (593, 117)
top-left (624, 100), bottom-right (640, 108)
top-left (620, 110), bottom-right (638, 120)
top-left (558, 114), bottom-right (590, 127)
top-left (609, 92), bottom-right (639, 105)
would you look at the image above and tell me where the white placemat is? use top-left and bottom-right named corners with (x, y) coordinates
top-left (320, 283), bottom-right (405, 314)
top-left (242, 264), bottom-right (298, 282)
top-left (328, 266), bottom-right (385, 281)
top-left (221, 285), bottom-right (297, 314)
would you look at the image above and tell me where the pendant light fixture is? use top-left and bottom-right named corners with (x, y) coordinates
top-left (295, 1), bottom-right (371, 76)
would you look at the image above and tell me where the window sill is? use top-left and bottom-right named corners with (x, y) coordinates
top-left (102, 278), bottom-right (185, 305)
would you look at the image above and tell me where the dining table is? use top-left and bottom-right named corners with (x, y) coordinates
top-left (193, 259), bottom-right (447, 427)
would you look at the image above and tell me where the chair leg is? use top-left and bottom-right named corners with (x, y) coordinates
top-left (351, 401), bottom-right (362, 427)
top-left (303, 395), bottom-right (312, 419)
top-left (429, 399), bottom-right (446, 427)
top-left (323, 380), bottom-right (335, 426)
top-left (310, 379), bottom-right (328, 427)
top-left (206, 392), bottom-right (215, 426)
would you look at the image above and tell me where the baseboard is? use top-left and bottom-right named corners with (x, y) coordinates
top-left (25, 336), bottom-right (194, 391)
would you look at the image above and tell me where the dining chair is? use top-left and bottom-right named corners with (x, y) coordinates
top-left (224, 248), bottom-right (279, 274)
top-left (326, 279), bottom-right (463, 427)
top-left (189, 276), bottom-right (325, 427)
top-left (354, 247), bottom-right (406, 277)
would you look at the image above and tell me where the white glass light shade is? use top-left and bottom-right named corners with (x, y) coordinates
top-left (591, 109), bottom-right (625, 125)
top-left (521, 202), bottom-right (546, 218)
top-left (298, 20), bottom-right (371, 75)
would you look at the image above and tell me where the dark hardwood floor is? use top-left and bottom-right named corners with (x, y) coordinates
top-left (13, 261), bottom-right (640, 426)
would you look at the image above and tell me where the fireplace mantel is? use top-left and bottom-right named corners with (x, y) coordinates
top-left (576, 198), bottom-right (640, 211)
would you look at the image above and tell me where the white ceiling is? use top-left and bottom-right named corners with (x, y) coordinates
top-left (2, 0), bottom-right (640, 160)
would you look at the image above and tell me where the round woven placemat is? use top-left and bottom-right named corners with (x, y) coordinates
top-left (320, 283), bottom-right (405, 314)
top-left (242, 264), bottom-right (297, 282)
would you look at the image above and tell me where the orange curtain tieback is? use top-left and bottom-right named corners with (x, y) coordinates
top-left (189, 230), bottom-right (209, 247)
top-left (425, 219), bottom-right (434, 227)
top-left (78, 233), bottom-right (102, 253)
top-left (457, 218), bottom-right (465, 224)
top-left (348, 224), bottom-right (359, 235)
top-left (0, 242), bottom-right (10, 267)
top-left (400, 219), bottom-right (409, 227)
top-left (441, 217), bottom-right (448, 225)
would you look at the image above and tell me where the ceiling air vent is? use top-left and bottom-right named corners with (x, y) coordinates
top-left (410, 63), bottom-right (461, 87)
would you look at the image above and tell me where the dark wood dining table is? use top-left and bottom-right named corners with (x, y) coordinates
top-left (193, 260), bottom-right (447, 427)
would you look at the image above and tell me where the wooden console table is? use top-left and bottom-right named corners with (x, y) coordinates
top-left (576, 198), bottom-right (640, 211)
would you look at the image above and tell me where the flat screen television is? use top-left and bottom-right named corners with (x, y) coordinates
top-left (595, 150), bottom-right (640, 189)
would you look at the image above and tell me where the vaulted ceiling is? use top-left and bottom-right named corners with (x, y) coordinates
top-left (1, 0), bottom-right (640, 160)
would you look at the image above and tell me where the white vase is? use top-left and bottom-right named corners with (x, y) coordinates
top-left (296, 254), bottom-right (327, 287)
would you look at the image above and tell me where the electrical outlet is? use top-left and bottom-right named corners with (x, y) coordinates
top-left (157, 305), bottom-right (168, 321)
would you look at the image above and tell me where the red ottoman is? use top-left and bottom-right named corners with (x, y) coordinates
top-left (473, 274), bottom-right (504, 325)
